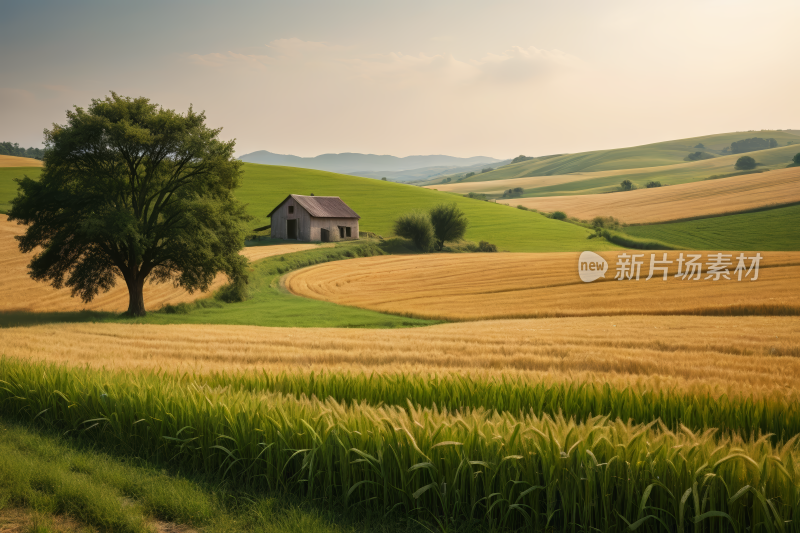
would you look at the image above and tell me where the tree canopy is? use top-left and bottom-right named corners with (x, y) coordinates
top-left (0, 142), bottom-right (44, 160)
top-left (429, 203), bottom-right (469, 251)
top-left (793, 153), bottom-right (800, 165)
top-left (620, 179), bottom-right (633, 191)
top-left (734, 155), bottom-right (757, 170)
top-left (8, 93), bottom-right (250, 316)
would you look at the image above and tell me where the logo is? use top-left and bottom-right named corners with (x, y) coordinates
top-left (578, 251), bottom-right (608, 283)
top-left (577, 252), bottom-right (763, 282)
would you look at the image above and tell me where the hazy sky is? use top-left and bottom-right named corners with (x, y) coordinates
top-left (1, 0), bottom-right (798, 158)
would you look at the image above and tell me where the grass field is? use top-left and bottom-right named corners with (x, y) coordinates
top-left (624, 204), bottom-right (800, 251)
top-left (448, 130), bottom-right (800, 184)
top-left (2, 355), bottom-right (799, 531)
top-left (234, 163), bottom-right (618, 252)
top-left (0, 420), bottom-right (413, 533)
top-left (0, 162), bottom-right (617, 253)
top-left (0, 166), bottom-right (41, 212)
top-left (498, 166), bottom-right (800, 224)
top-left (285, 251), bottom-right (800, 320)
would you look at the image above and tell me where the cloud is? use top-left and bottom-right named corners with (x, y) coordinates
top-left (188, 40), bottom-right (580, 88)
top-left (475, 46), bottom-right (579, 84)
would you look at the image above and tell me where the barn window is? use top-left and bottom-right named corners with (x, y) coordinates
top-left (288, 205), bottom-right (294, 214)
top-left (338, 226), bottom-right (345, 238)
top-left (345, 227), bottom-right (351, 237)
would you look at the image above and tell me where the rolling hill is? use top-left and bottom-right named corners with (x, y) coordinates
top-left (236, 164), bottom-right (618, 252)
top-left (499, 166), bottom-right (800, 224)
top-left (430, 144), bottom-right (800, 197)
top-left (452, 130), bottom-right (800, 185)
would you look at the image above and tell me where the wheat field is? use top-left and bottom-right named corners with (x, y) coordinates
top-left (0, 155), bottom-right (43, 168)
top-left (284, 251), bottom-right (800, 321)
top-left (0, 215), bottom-right (318, 312)
top-left (1, 316), bottom-right (797, 395)
top-left (497, 166), bottom-right (800, 223)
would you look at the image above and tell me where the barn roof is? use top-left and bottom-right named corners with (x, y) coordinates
top-left (268, 195), bottom-right (361, 219)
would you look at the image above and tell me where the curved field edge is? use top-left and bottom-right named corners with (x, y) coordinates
top-left (1, 357), bottom-right (799, 531)
top-left (499, 166), bottom-right (800, 225)
top-left (0, 240), bottom-right (437, 329)
top-left (283, 252), bottom-right (800, 321)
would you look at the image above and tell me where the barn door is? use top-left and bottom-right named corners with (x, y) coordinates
top-left (320, 228), bottom-right (330, 242)
top-left (287, 219), bottom-right (298, 239)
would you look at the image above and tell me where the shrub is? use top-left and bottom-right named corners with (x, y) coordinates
top-left (429, 203), bottom-right (469, 251)
top-left (478, 240), bottom-right (497, 252)
top-left (550, 211), bottom-right (567, 220)
top-left (480, 167), bottom-right (493, 173)
top-left (646, 181), bottom-right (662, 188)
top-left (620, 179), bottom-right (633, 191)
top-left (466, 192), bottom-right (488, 201)
top-left (516, 205), bottom-right (528, 210)
top-left (793, 152), bottom-right (800, 165)
top-left (686, 151), bottom-right (713, 161)
top-left (735, 155), bottom-right (757, 170)
top-left (464, 172), bottom-right (475, 179)
top-left (694, 142), bottom-right (705, 149)
top-left (591, 215), bottom-right (622, 231)
top-left (393, 210), bottom-right (434, 252)
top-left (511, 155), bottom-right (534, 164)
top-left (501, 187), bottom-right (524, 198)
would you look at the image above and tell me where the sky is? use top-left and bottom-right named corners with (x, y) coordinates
top-left (1, 0), bottom-right (798, 159)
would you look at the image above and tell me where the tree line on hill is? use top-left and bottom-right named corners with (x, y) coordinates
top-left (731, 137), bottom-right (778, 154)
top-left (0, 142), bottom-right (45, 160)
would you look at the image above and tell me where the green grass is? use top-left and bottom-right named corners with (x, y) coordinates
top-left (2, 357), bottom-right (799, 531)
top-left (0, 241), bottom-right (436, 329)
top-left (0, 166), bottom-right (41, 212)
top-left (235, 164), bottom-right (618, 252)
top-left (0, 162), bottom-right (618, 253)
top-left (0, 420), bottom-right (427, 533)
top-left (459, 129), bottom-right (800, 183)
top-left (624, 204), bottom-right (800, 250)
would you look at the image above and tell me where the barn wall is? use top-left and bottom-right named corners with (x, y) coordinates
top-left (308, 218), bottom-right (360, 242)
top-left (270, 197), bottom-right (359, 242)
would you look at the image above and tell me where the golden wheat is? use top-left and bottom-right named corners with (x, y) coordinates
top-left (0, 215), bottom-right (318, 312)
top-left (1, 316), bottom-right (798, 396)
top-left (498, 166), bottom-right (800, 223)
top-left (284, 251), bottom-right (800, 320)
top-left (0, 155), bottom-right (43, 168)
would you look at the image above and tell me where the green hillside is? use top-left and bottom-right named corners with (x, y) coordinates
top-left (445, 144), bottom-right (800, 198)
top-left (0, 167), bottom-right (41, 212)
top-left (0, 162), bottom-right (616, 252)
top-left (624, 204), bottom-right (800, 251)
top-left (462, 130), bottom-right (800, 183)
top-left (237, 164), bottom-right (618, 252)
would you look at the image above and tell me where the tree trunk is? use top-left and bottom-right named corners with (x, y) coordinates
top-left (126, 276), bottom-right (146, 317)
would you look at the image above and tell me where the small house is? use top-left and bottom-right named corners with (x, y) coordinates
top-left (268, 194), bottom-right (360, 242)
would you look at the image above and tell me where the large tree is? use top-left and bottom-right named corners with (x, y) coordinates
top-left (8, 93), bottom-right (250, 316)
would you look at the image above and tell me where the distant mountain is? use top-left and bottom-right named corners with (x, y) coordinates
top-left (351, 159), bottom-right (514, 183)
top-left (237, 150), bottom-right (502, 175)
